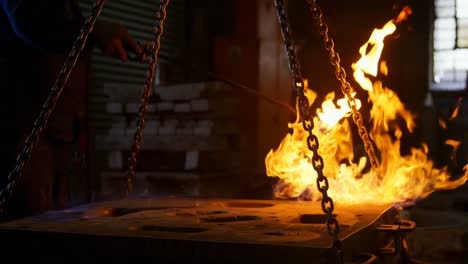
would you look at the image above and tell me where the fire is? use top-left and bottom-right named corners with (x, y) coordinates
top-left (449, 97), bottom-right (462, 121)
top-left (265, 6), bottom-right (468, 205)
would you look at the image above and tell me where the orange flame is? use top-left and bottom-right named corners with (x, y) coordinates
top-left (438, 119), bottom-right (447, 130)
top-left (445, 139), bottom-right (461, 161)
top-left (449, 97), bottom-right (462, 121)
top-left (395, 6), bottom-right (412, 23)
top-left (265, 6), bottom-right (467, 206)
top-left (380, 61), bottom-right (388, 76)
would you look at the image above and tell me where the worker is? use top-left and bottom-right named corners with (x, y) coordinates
top-left (0, 0), bottom-right (142, 219)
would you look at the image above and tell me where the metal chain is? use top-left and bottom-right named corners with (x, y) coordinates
top-left (274, 0), bottom-right (342, 261)
top-left (0, 0), bottom-right (106, 217)
top-left (126, 0), bottom-right (170, 195)
top-left (306, 0), bottom-right (379, 170)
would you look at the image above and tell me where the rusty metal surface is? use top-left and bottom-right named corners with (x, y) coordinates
top-left (0, 197), bottom-right (397, 263)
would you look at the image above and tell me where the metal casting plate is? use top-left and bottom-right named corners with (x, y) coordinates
top-left (0, 197), bottom-right (397, 263)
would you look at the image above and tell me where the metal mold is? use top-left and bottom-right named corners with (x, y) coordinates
top-left (0, 197), bottom-right (398, 263)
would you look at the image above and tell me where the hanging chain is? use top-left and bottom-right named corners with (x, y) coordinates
top-left (0, 0), bottom-right (106, 217)
top-left (306, 0), bottom-right (379, 171)
top-left (126, 0), bottom-right (170, 195)
top-left (274, 0), bottom-right (342, 261)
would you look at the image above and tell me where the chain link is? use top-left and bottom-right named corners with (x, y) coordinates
top-left (306, 0), bottom-right (380, 171)
top-left (0, 0), bottom-right (106, 217)
top-left (274, 0), bottom-right (342, 261)
top-left (126, 0), bottom-right (170, 195)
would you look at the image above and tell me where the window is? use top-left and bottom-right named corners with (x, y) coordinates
top-left (431, 0), bottom-right (468, 90)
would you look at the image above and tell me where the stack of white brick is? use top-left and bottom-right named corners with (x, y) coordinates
top-left (99, 81), bottom-right (232, 189)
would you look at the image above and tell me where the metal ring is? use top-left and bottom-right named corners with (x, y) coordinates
top-left (312, 155), bottom-right (324, 170)
top-left (322, 196), bottom-right (334, 213)
top-left (316, 176), bottom-right (329, 192)
top-left (326, 216), bottom-right (339, 237)
top-left (307, 134), bottom-right (319, 152)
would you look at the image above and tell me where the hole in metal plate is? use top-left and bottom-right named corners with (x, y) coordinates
top-left (264, 232), bottom-right (285, 236)
top-left (225, 202), bottom-right (274, 208)
top-left (141, 225), bottom-right (208, 233)
top-left (202, 215), bottom-right (261, 222)
top-left (173, 210), bottom-right (229, 217)
top-left (299, 214), bottom-right (338, 224)
top-left (107, 207), bottom-right (193, 217)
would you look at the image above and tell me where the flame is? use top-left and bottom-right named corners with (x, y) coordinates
top-left (449, 97), bottom-right (462, 121)
top-left (445, 139), bottom-right (461, 161)
top-left (395, 6), bottom-right (413, 23)
top-left (380, 61), bottom-right (388, 76)
top-left (438, 119), bottom-right (447, 130)
top-left (265, 6), bottom-right (467, 206)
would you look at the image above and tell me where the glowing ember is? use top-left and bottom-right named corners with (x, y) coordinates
top-left (449, 97), bottom-right (462, 121)
top-left (265, 6), bottom-right (468, 206)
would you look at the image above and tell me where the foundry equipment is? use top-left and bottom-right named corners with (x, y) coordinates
top-left (0, 1), bottom-right (421, 263)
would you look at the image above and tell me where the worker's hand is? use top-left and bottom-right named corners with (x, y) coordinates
top-left (93, 20), bottom-right (142, 62)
